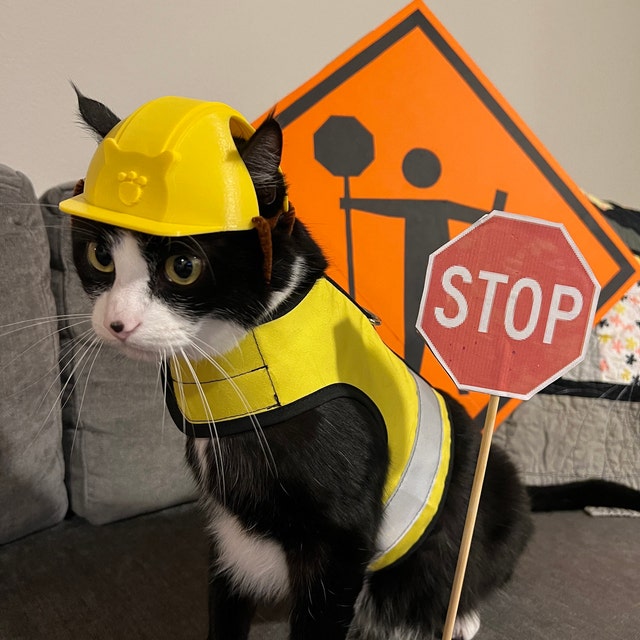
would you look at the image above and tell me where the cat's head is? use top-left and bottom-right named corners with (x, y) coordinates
top-left (68, 89), bottom-right (326, 362)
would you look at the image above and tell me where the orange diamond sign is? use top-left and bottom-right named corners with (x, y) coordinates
top-left (266, 0), bottom-right (639, 423)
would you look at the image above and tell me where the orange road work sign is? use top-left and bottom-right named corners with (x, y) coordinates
top-left (266, 0), bottom-right (640, 424)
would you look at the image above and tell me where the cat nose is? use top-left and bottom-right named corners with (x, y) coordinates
top-left (108, 320), bottom-right (139, 340)
top-left (110, 321), bottom-right (125, 333)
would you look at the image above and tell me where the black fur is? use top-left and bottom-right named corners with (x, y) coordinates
top-left (71, 83), bottom-right (120, 141)
top-left (349, 400), bottom-right (532, 638)
top-left (70, 92), bottom-right (532, 640)
top-left (195, 399), bottom-right (389, 639)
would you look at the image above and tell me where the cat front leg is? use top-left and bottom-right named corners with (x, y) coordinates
top-left (288, 548), bottom-right (366, 640)
top-left (207, 569), bottom-right (256, 640)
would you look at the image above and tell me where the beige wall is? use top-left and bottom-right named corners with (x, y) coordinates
top-left (2, 1), bottom-right (639, 204)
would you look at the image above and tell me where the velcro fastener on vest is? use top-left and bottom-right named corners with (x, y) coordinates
top-left (170, 333), bottom-right (280, 422)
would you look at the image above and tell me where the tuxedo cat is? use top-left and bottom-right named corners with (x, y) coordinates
top-left (68, 91), bottom-right (532, 640)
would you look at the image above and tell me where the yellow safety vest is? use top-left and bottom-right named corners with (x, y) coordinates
top-left (165, 278), bottom-right (452, 572)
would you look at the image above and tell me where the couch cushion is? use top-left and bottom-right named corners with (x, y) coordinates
top-left (0, 507), bottom-right (637, 639)
top-left (40, 183), bottom-right (197, 525)
top-left (0, 165), bottom-right (68, 544)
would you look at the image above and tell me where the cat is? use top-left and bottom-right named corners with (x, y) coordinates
top-left (66, 90), bottom-right (532, 640)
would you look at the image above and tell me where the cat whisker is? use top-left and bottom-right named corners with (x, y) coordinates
top-left (155, 348), bottom-right (173, 444)
top-left (2, 326), bottom-right (95, 401)
top-left (189, 334), bottom-right (237, 374)
top-left (41, 225), bottom-right (92, 237)
top-left (153, 350), bottom-right (166, 402)
top-left (253, 300), bottom-right (273, 325)
top-left (154, 351), bottom-right (166, 443)
top-left (69, 338), bottom-right (104, 458)
top-left (0, 313), bottom-right (91, 335)
top-left (54, 331), bottom-right (102, 414)
top-left (27, 331), bottom-right (101, 449)
top-left (0, 202), bottom-right (65, 209)
top-left (186, 235), bottom-right (217, 282)
top-left (160, 348), bottom-right (170, 443)
top-left (179, 348), bottom-right (226, 501)
top-left (0, 318), bottom-right (92, 370)
top-left (187, 339), bottom-right (258, 419)
top-left (187, 339), bottom-right (277, 476)
top-left (170, 353), bottom-right (191, 439)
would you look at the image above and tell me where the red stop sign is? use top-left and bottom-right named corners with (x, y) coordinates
top-left (417, 211), bottom-right (600, 399)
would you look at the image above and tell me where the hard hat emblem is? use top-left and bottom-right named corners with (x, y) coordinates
top-left (101, 138), bottom-right (176, 211)
top-left (117, 170), bottom-right (148, 206)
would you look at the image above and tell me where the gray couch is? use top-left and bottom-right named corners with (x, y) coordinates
top-left (1, 164), bottom-right (638, 639)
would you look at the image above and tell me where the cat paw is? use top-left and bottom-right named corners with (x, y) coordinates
top-left (452, 610), bottom-right (480, 640)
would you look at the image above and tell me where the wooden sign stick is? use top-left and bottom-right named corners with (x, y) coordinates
top-left (441, 394), bottom-right (500, 640)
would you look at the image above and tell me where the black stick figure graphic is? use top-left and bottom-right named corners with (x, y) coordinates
top-left (314, 116), bottom-right (374, 297)
top-left (315, 115), bottom-right (508, 372)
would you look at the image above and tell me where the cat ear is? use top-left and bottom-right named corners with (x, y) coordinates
top-left (71, 83), bottom-right (120, 141)
top-left (239, 116), bottom-right (283, 207)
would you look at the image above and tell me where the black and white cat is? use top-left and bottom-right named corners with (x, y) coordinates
top-left (69, 91), bottom-right (532, 640)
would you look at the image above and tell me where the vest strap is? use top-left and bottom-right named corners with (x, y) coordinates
top-left (368, 375), bottom-right (452, 572)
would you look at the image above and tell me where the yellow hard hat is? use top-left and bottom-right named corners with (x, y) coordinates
top-left (59, 96), bottom-right (261, 236)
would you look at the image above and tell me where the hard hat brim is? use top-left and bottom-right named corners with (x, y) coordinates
top-left (59, 193), bottom-right (253, 237)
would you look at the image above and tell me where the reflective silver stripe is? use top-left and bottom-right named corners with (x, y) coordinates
top-left (370, 371), bottom-right (447, 569)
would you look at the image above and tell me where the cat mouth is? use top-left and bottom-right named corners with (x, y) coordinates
top-left (112, 341), bottom-right (162, 362)
top-left (104, 334), bottom-right (203, 364)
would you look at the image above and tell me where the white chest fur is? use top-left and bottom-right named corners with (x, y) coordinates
top-left (204, 501), bottom-right (291, 602)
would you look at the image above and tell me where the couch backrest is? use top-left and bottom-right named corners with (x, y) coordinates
top-left (1, 166), bottom-right (196, 545)
top-left (0, 164), bottom-right (68, 544)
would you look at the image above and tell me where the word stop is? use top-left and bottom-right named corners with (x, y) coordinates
top-left (433, 266), bottom-right (583, 344)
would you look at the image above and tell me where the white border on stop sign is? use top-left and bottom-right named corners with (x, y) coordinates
top-left (416, 210), bottom-right (601, 400)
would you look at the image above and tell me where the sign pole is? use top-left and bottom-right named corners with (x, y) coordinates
top-left (442, 394), bottom-right (500, 640)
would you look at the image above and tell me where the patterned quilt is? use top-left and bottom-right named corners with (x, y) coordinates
top-left (493, 198), bottom-right (640, 511)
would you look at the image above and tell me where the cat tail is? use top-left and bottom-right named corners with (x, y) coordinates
top-left (527, 480), bottom-right (640, 513)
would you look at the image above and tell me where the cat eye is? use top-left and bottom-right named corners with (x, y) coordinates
top-left (87, 241), bottom-right (114, 273)
top-left (164, 255), bottom-right (203, 285)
